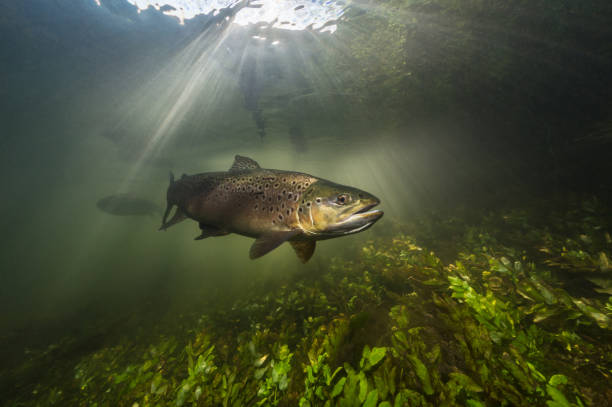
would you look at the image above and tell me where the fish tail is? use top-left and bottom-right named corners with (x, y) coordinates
top-left (160, 171), bottom-right (176, 230)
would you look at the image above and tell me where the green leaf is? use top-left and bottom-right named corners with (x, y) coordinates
top-left (526, 362), bottom-right (546, 383)
top-left (363, 389), bottom-right (378, 407)
top-left (548, 374), bottom-right (568, 387)
top-left (331, 377), bottom-right (346, 398)
top-left (374, 373), bottom-right (388, 399)
top-left (330, 367), bottom-right (344, 382)
top-left (307, 366), bottom-right (314, 383)
top-left (359, 373), bottom-right (368, 402)
top-left (254, 354), bottom-right (269, 367)
top-left (254, 367), bottom-right (267, 380)
top-left (448, 372), bottom-right (483, 393)
top-left (379, 402), bottom-right (392, 407)
top-left (279, 375), bottom-right (289, 391)
top-left (546, 385), bottom-right (571, 407)
top-left (368, 347), bottom-right (387, 368)
top-left (361, 345), bottom-right (371, 369)
top-left (394, 387), bottom-right (426, 406)
top-left (408, 355), bottom-right (433, 395)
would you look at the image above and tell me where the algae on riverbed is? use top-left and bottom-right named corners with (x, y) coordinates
top-left (5, 198), bottom-right (611, 406)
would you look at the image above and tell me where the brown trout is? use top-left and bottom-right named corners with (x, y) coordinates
top-left (160, 155), bottom-right (383, 262)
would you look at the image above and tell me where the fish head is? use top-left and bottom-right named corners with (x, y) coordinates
top-left (297, 180), bottom-right (383, 238)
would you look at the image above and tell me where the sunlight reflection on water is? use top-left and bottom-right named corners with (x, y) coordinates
top-left (123, 0), bottom-right (347, 32)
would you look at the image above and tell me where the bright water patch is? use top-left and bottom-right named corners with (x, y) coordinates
top-left (123, 0), bottom-right (347, 31)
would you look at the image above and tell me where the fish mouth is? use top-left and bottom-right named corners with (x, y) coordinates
top-left (346, 205), bottom-right (384, 226)
top-left (354, 203), bottom-right (379, 215)
top-left (333, 201), bottom-right (384, 235)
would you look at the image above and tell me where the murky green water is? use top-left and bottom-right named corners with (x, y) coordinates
top-left (1, 0), bottom-right (611, 405)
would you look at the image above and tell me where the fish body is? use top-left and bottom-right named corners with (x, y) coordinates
top-left (97, 194), bottom-right (160, 216)
top-left (160, 155), bottom-right (383, 262)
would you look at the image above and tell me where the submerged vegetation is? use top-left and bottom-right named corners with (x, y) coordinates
top-left (2, 0), bottom-right (612, 406)
top-left (4, 198), bottom-right (611, 406)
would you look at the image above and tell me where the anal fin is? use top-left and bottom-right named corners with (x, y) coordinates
top-left (289, 241), bottom-right (316, 263)
top-left (249, 230), bottom-right (301, 260)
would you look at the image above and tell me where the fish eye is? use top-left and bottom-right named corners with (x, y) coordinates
top-left (336, 194), bottom-right (349, 205)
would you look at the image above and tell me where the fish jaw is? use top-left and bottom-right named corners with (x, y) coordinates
top-left (327, 199), bottom-right (384, 235)
top-left (336, 206), bottom-right (384, 235)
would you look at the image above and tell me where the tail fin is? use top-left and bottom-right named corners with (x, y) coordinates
top-left (160, 171), bottom-right (176, 230)
top-left (159, 207), bottom-right (187, 231)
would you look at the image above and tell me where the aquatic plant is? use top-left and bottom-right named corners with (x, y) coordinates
top-left (5, 198), bottom-right (612, 406)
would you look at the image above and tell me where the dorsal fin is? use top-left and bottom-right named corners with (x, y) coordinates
top-left (230, 155), bottom-right (260, 172)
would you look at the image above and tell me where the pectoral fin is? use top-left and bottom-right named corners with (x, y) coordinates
top-left (195, 223), bottom-right (229, 240)
top-left (249, 230), bottom-right (301, 260)
top-left (289, 241), bottom-right (316, 263)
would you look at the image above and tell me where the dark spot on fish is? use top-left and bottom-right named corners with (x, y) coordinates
top-left (299, 207), bottom-right (303, 212)
top-left (255, 204), bottom-right (258, 209)
top-left (272, 220), bottom-right (276, 224)
top-left (269, 208), bottom-right (273, 212)
top-left (297, 185), bottom-right (301, 190)
top-left (288, 193), bottom-right (293, 199)
top-left (268, 197), bottom-right (272, 202)
top-left (265, 183), bottom-right (269, 188)
top-left (278, 214), bottom-right (283, 220)
top-left (286, 209), bottom-right (290, 215)
top-left (316, 198), bottom-right (321, 203)
top-left (274, 183), bottom-right (279, 188)
top-left (283, 178), bottom-right (287, 182)
top-left (258, 185), bottom-right (262, 190)
top-left (306, 202), bottom-right (311, 207)
top-left (281, 203), bottom-right (285, 208)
